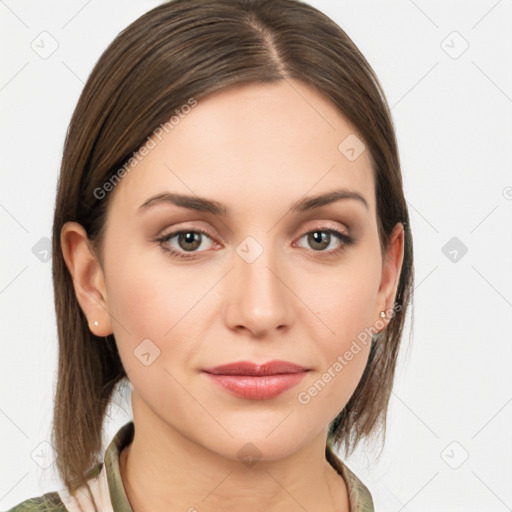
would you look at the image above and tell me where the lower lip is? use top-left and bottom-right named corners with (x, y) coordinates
top-left (203, 372), bottom-right (308, 400)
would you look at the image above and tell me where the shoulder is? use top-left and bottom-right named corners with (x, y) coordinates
top-left (325, 442), bottom-right (375, 512)
top-left (5, 491), bottom-right (68, 512)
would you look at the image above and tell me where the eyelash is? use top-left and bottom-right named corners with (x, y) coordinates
top-left (156, 226), bottom-right (355, 260)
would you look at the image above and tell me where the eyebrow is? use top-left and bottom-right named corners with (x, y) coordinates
top-left (137, 188), bottom-right (369, 216)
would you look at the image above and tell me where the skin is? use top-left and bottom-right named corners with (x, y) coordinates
top-left (61, 78), bottom-right (404, 512)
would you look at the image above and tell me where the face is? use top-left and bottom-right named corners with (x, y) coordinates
top-left (65, 78), bottom-right (403, 461)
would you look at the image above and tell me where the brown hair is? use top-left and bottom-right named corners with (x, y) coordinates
top-left (51, 0), bottom-right (414, 497)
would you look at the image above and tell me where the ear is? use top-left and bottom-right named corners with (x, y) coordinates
top-left (60, 221), bottom-right (113, 337)
top-left (374, 222), bottom-right (405, 329)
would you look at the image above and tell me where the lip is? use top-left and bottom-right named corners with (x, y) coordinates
top-left (201, 360), bottom-right (310, 400)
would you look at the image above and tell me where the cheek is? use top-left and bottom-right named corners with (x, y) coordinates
top-left (317, 280), bottom-right (374, 379)
top-left (296, 279), bottom-right (374, 424)
top-left (102, 246), bottom-right (208, 406)
top-left (307, 254), bottom-right (381, 351)
top-left (102, 239), bottom-right (211, 364)
top-left (293, 252), bottom-right (380, 412)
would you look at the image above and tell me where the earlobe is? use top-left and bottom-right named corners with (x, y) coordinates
top-left (60, 222), bottom-right (113, 337)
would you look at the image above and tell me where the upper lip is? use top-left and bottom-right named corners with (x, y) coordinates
top-left (202, 360), bottom-right (309, 376)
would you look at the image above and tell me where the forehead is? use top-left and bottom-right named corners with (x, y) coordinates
top-left (108, 79), bottom-right (375, 218)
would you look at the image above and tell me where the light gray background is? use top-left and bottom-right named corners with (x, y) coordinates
top-left (1, 1), bottom-right (511, 511)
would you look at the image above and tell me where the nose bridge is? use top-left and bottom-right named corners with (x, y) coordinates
top-left (225, 235), bottom-right (294, 336)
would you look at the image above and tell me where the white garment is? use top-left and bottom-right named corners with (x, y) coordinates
top-left (57, 462), bottom-right (112, 512)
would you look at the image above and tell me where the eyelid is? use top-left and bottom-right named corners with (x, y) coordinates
top-left (295, 218), bottom-right (349, 236)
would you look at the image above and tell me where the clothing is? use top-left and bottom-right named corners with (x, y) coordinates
top-left (6, 421), bottom-right (374, 512)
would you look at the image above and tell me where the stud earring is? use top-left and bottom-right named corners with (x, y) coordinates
top-left (379, 311), bottom-right (386, 318)
top-left (93, 320), bottom-right (99, 326)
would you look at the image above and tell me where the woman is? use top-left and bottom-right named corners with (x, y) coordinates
top-left (8, 0), bottom-right (413, 511)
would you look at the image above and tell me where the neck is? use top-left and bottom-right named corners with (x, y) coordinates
top-left (119, 396), bottom-right (349, 512)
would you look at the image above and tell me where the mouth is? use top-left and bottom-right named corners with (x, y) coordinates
top-left (201, 360), bottom-right (310, 400)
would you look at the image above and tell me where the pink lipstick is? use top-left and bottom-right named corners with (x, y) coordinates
top-left (201, 360), bottom-right (309, 400)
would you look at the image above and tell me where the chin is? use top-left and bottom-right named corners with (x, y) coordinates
top-left (200, 422), bottom-right (313, 464)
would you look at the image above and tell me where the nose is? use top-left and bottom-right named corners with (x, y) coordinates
top-left (224, 242), bottom-right (295, 339)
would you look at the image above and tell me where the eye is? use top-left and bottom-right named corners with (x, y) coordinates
top-left (295, 228), bottom-right (355, 255)
top-left (156, 228), bottom-right (216, 260)
top-left (156, 226), bottom-right (355, 260)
